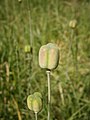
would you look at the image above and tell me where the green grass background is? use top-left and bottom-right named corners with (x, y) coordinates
top-left (0, 0), bottom-right (90, 120)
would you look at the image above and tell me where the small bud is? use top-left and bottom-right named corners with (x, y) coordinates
top-left (39, 43), bottom-right (59, 70)
top-left (18, 0), bottom-right (22, 3)
top-left (69, 19), bottom-right (77, 28)
top-left (24, 45), bottom-right (31, 53)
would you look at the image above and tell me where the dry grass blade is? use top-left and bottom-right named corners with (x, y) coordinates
top-left (12, 97), bottom-right (22, 120)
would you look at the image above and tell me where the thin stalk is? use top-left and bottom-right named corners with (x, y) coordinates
top-left (12, 0), bottom-right (20, 82)
top-left (58, 82), bottom-right (65, 106)
top-left (35, 112), bottom-right (37, 120)
top-left (46, 70), bottom-right (51, 120)
top-left (27, 0), bottom-right (33, 70)
top-left (27, 0), bottom-right (33, 50)
top-left (74, 30), bottom-right (78, 76)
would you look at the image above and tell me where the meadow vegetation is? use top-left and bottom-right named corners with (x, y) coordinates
top-left (0, 0), bottom-right (90, 120)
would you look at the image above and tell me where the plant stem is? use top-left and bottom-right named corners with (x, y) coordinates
top-left (27, 0), bottom-right (33, 70)
top-left (35, 112), bottom-right (37, 120)
top-left (58, 82), bottom-right (65, 106)
top-left (46, 70), bottom-right (51, 120)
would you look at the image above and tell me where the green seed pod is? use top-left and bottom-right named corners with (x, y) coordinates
top-left (39, 43), bottom-right (59, 70)
top-left (69, 19), bottom-right (77, 28)
top-left (18, 0), bottom-right (22, 3)
top-left (24, 45), bottom-right (31, 53)
top-left (27, 95), bottom-right (33, 110)
top-left (33, 92), bottom-right (42, 99)
top-left (27, 93), bottom-right (43, 113)
top-left (32, 96), bottom-right (42, 113)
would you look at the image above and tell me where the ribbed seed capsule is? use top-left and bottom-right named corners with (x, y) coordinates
top-left (27, 92), bottom-right (42, 113)
top-left (39, 43), bottom-right (59, 70)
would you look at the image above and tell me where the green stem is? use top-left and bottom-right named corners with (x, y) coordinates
top-left (35, 112), bottom-right (37, 120)
top-left (46, 70), bottom-right (51, 120)
top-left (27, 0), bottom-right (33, 70)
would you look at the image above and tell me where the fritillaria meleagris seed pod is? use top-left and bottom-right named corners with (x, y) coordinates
top-left (69, 19), bottom-right (77, 29)
top-left (39, 43), bottom-right (59, 70)
top-left (27, 92), bottom-right (42, 114)
top-left (24, 45), bottom-right (31, 53)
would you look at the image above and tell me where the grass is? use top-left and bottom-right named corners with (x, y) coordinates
top-left (0, 0), bottom-right (90, 120)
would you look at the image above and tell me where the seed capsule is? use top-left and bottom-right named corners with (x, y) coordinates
top-left (27, 93), bottom-right (42, 113)
top-left (39, 43), bottom-right (59, 70)
top-left (18, 0), bottom-right (22, 3)
top-left (69, 19), bottom-right (77, 28)
top-left (24, 45), bottom-right (31, 53)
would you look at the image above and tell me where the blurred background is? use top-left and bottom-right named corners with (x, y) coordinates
top-left (0, 0), bottom-right (90, 120)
